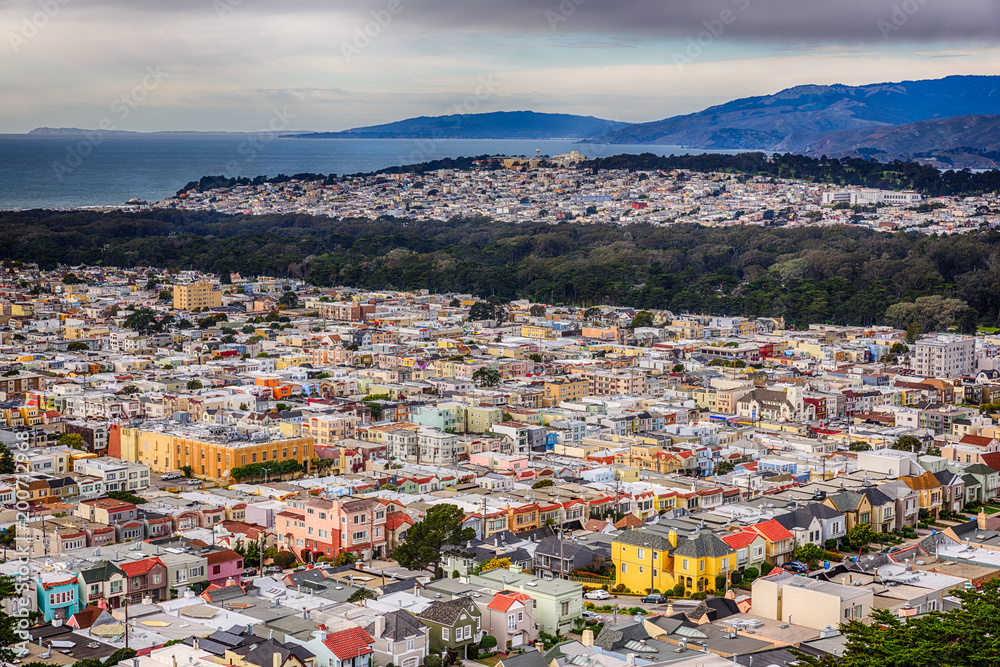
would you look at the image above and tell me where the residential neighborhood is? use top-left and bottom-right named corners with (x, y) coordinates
top-left (6, 263), bottom-right (1000, 666)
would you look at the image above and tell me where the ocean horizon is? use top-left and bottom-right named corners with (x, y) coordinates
top-left (0, 134), bottom-right (734, 211)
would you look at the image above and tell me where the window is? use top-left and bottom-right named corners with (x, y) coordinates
top-left (508, 615), bottom-right (516, 630)
top-left (442, 628), bottom-right (449, 641)
top-left (406, 639), bottom-right (413, 651)
top-left (212, 565), bottom-right (221, 575)
top-left (637, 548), bottom-right (645, 560)
top-left (621, 563), bottom-right (627, 573)
top-left (683, 559), bottom-right (689, 571)
top-left (517, 612), bottom-right (523, 622)
top-left (561, 601), bottom-right (570, 616)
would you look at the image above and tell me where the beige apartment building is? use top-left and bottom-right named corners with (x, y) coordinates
top-left (173, 281), bottom-right (222, 311)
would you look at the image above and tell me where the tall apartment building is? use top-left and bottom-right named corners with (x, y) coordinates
top-left (113, 422), bottom-right (313, 483)
top-left (279, 494), bottom-right (388, 561)
top-left (913, 335), bottom-right (976, 377)
top-left (586, 371), bottom-right (647, 397)
top-left (173, 281), bottom-right (222, 310)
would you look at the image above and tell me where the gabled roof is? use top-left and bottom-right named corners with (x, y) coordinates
top-left (614, 529), bottom-right (673, 551)
top-left (365, 610), bottom-right (426, 641)
top-left (773, 509), bottom-right (819, 532)
top-left (825, 491), bottom-right (863, 512)
top-left (745, 519), bottom-right (793, 543)
top-left (901, 471), bottom-right (943, 491)
top-left (859, 487), bottom-right (892, 507)
top-left (486, 590), bottom-right (533, 613)
top-left (80, 560), bottom-right (124, 584)
top-left (672, 532), bottom-right (734, 559)
top-left (323, 627), bottom-right (374, 660)
top-left (118, 556), bottom-right (165, 577)
top-left (417, 598), bottom-right (479, 626)
top-left (721, 531), bottom-right (760, 550)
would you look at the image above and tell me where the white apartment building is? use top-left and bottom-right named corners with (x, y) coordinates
top-left (73, 457), bottom-right (151, 492)
top-left (913, 335), bottom-right (976, 377)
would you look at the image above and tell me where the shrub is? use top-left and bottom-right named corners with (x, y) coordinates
top-left (452, 570), bottom-right (460, 579)
top-left (743, 567), bottom-right (760, 581)
top-left (480, 635), bottom-right (497, 653)
top-left (730, 571), bottom-right (742, 586)
top-left (825, 539), bottom-right (839, 551)
top-left (272, 550), bottom-right (296, 569)
top-left (672, 583), bottom-right (685, 598)
top-left (715, 575), bottom-right (728, 590)
top-left (761, 562), bottom-right (774, 575)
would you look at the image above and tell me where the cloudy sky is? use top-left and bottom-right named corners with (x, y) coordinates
top-left (1, 0), bottom-right (999, 132)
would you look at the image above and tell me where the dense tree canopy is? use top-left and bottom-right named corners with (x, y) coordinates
top-left (393, 503), bottom-right (475, 576)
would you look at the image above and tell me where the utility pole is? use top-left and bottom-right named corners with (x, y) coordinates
top-left (557, 490), bottom-right (564, 580)
top-left (481, 496), bottom-right (487, 541)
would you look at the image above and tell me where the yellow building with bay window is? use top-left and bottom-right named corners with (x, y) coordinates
top-left (613, 528), bottom-right (736, 595)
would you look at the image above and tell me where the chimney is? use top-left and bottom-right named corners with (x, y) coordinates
top-left (193, 638), bottom-right (200, 650)
top-left (581, 629), bottom-right (594, 647)
top-left (247, 623), bottom-right (253, 635)
top-left (172, 656), bottom-right (177, 667)
top-left (534, 642), bottom-right (544, 653)
top-left (668, 529), bottom-right (677, 547)
top-left (626, 655), bottom-right (635, 666)
top-left (979, 509), bottom-right (989, 530)
top-left (374, 615), bottom-right (385, 637)
top-left (273, 652), bottom-right (282, 667)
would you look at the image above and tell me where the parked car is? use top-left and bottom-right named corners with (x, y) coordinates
top-left (581, 611), bottom-right (603, 621)
top-left (784, 560), bottom-right (809, 573)
top-left (243, 568), bottom-right (257, 577)
top-left (881, 545), bottom-right (905, 555)
top-left (585, 589), bottom-right (611, 600)
top-left (266, 566), bottom-right (283, 575)
top-left (640, 593), bottom-right (668, 604)
top-left (293, 565), bottom-right (306, 572)
top-left (161, 471), bottom-right (181, 480)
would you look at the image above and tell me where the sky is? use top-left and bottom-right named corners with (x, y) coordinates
top-left (1, 0), bottom-right (999, 133)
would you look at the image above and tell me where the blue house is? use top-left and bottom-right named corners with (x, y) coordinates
top-left (37, 571), bottom-right (81, 622)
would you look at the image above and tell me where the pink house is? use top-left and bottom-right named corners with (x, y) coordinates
top-left (205, 548), bottom-right (244, 587)
top-left (469, 452), bottom-right (529, 471)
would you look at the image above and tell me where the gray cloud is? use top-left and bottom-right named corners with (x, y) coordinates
top-left (7, 0), bottom-right (996, 43)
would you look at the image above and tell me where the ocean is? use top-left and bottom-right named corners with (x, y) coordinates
top-left (0, 134), bottom-right (729, 211)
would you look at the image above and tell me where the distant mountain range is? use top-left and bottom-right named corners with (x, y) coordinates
top-left (588, 75), bottom-right (1000, 167)
top-left (285, 111), bottom-right (631, 140)
top-left (27, 77), bottom-right (1000, 167)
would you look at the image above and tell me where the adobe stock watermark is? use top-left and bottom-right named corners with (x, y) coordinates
top-left (7, 0), bottom-right (72, 54)
top-left (340, 0), bottom-right (413, 63)
top-left (223, 107), bottom-right (297, 175)
top-left (214, 0), bottom-right (242, 20)
top-left (51, 66), bottom-right (168, 181)
top-left (546, 0), bottom-right (585, 31)
top-left (406, 75), bottom-right (499, 164)
top-left (878, 0), bottom-right (930, 40)
top-left (672, 0), bottom-right (751, 72)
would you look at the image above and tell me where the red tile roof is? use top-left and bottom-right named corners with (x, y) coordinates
top-left (960, 435), bottom-right (996, 448)
top-left (118, 557), bottom-right (165, 577)
top-left (721, 531), bottom-right (760, 550)
top-left (487, 591), bottom-right (533, 612)
top-left (385, 513), bottom-right (414, 530)
top-left (745, 519), bottom-right (793, 543)
top-left (323, 627), bottom-right (374, 660)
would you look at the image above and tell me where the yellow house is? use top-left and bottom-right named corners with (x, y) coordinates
top-left (613, 528), bottom-right (736, 595)
top-left (900, 471), bottom-right (944, 518)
